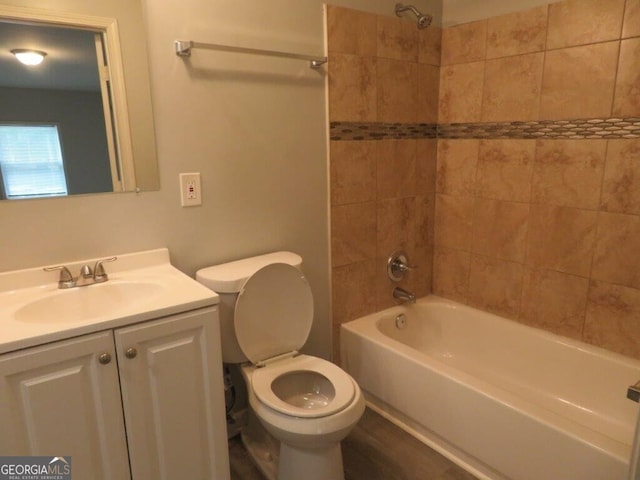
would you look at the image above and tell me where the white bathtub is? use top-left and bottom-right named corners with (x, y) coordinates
top-left (340, 296), bottom-right (640, 480)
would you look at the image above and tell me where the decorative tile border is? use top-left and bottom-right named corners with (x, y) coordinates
top-left (330, 118), bottom-right (640, 141)
top-left (329, 122), bottom-right (438, 141)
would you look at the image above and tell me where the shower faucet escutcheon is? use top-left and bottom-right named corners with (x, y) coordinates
top-left (387, 250), bottom-right (417, 304)
top-left (387, 250), bottom-right (416, 282)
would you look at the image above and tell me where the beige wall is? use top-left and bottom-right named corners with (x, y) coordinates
top-left (329, 0), bottom-right (640, 361)
top-left (442, 0), bottom-right (563, 26)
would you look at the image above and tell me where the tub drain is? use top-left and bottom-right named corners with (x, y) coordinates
top-left (395, 313), bottom-right (407, 329)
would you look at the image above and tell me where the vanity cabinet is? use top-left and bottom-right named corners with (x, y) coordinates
top-left (0, 307), bottom-right (230, 480)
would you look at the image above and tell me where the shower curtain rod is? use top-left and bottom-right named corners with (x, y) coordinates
top-left (174, 40), bottom-right (327, 69)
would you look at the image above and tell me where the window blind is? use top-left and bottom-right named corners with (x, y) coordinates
top-left (0, 124), bottom-right (68, 199)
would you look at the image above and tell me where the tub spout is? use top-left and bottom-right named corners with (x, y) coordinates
top-left (393, 286), bottom-right (415, 304)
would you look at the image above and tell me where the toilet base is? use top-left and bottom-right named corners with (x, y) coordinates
top-left (241, 410), bottom-right (279, 480)
top-left (278, 442), bottom-right (344, 480)
top-left (241, 408), bottom-right (346, 480)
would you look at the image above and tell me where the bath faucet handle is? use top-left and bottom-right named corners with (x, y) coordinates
top-left (43, 265), bottom-right (76, 289)
top-left (387, 250), bottom-right (416, 282)
top-left (93, 256), bottom-right (117, 283)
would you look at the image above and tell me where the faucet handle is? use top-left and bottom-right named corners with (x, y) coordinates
top-left (387, 250), bottom-right (416, 282)
top-left (44, 265), bottom-right (76, 289)
top-left (93, 256), bottom-right (117, 283)
top-left (79, 264), bottom-right (93, 279)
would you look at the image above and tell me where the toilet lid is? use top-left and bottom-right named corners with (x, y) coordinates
top-left (235, 263), bottom-right (314, 364)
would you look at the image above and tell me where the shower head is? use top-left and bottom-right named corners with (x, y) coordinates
top-left (395, 3), bottom-right (433, 29)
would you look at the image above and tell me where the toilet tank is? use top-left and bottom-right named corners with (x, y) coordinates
top-left (196, 251), bottom-right (303, 363)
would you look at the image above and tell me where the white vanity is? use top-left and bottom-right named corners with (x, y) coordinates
top-left (0, 248), bottom-right (230, 480)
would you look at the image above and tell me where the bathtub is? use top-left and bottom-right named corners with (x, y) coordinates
top-left (340, 295), bottom-right (640, 480)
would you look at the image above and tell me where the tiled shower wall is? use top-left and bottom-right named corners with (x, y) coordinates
top-left (328, 0), bottom-right (640, 361)
top-left (327, 5), bottom-right (441, 361)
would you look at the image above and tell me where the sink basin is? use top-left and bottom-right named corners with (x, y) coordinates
top-left (15, 281), bottom-right (165, 324)
top-left (0, 248), bottom-right (219, 354)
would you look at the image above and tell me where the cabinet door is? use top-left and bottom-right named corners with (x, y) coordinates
top-left (0, 331), bottom-right (131, 480)
top-left (115, 307), bottom-right (230, 480)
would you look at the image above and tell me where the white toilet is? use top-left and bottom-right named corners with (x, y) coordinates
top-left (196, 252), bottom-right (365, 480)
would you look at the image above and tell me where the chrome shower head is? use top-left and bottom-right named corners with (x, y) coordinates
top-left (395, 3), bottom-right (433, 29)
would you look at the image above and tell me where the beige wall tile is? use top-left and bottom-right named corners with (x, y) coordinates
top-left (331, 202), bottom-right (377, 267)
top-left (472, 198), bottom-right (529, 262)
top-left (436, 139), bottom-right (479, 196)
top-left (592, 212), bottom-right (640, 289)
top-left (441, 20), bottom-right (487, 65)
top-left (328, 53), bottom-right (376, 122)
top-left (416, 139), bottom-right (438, 194)
top-left (418, 26), bottom-right (442, 65)
top-left (540, 42), bottom-right (619, 120)
top-left (601, 139), bottom-right (640, 215)
top-left (584, 280), bottom-right (640, 359)
top-left (377, 197), bottom-right (417, 255)
top-left (413, 246), bottom-right (434, 297)
top-left (476, 139), bottom-right (535, 202)
top-left (417, 64), bottom-right (440, 123)
top-left (482, 52), bottom-right (544, 122)
top-left (532, 139), bottom-right (607, 209)
top-left (612, 38), bottom-right (640, 117)
top-left (526, 204), bottom-right (598, 277)
top-left (623, 0), bottom-right (640, 38)
top-left (519, 268), bottom-right (589, 339)
top-left (433, 246), bottom-right (470, 303)
top-left (547, 0), bottom-right (625, 49)
top-left (377, 58), bottom-right (418, 123)
top-left (326, 5), bottom-right (377, 56)
top-left (439, 62), bottom-right (485, 123)
top-left (416, 193), bottom-right (436, 249)
top-left (332, 260), bottom-right (377, 325)
top-left (468, 255), bottom-right (523, 318)
top-left (377, 140), bottom-right (416, 199)
top-left (486, 5), bottom-right (548, 59)
top-left (434, 194), bottom-right (473, 250)
top-left (330, 140), bottom-right (377, 206)
top-left (377, 15), bottom-right (418, 61)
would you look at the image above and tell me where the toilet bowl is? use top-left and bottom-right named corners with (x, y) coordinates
top-left (196, 252), bottom-right (365, 480)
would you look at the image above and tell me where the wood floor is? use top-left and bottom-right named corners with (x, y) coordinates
top-left (229, 407), bottom-right (479, 480)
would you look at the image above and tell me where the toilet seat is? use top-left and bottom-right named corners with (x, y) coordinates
top-left (235, 262), bottom-right (356, 419)
top-left (235, 263), bottom-right (314, 365)
top-left (250, 355), bottom-right (356, 418)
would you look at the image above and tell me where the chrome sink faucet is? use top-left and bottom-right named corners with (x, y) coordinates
top-left (44, 257), bottom-right (117, 289)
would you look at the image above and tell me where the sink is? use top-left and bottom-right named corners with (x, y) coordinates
top-left (14, 281), bottom-right (165, 324)
top-left (0, 248), bottom-right (219, 354)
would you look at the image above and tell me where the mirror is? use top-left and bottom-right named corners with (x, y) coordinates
top-left (0, 1), bottom-right (159, 200)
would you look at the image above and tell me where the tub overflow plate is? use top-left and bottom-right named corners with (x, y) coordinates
top-left (395, 313), bottom-right (407, 329)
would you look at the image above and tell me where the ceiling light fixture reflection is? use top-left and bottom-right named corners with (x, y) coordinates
top-left (11, 49), bottom-right (47, 66)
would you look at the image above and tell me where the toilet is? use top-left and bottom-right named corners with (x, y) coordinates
top-left (196, 252), bottom-right (365, 480)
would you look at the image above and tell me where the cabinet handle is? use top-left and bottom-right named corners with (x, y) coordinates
top-left (98, 353), bottom-right (112, 365)
top-left (125, 347), bottom-right (138, 359)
